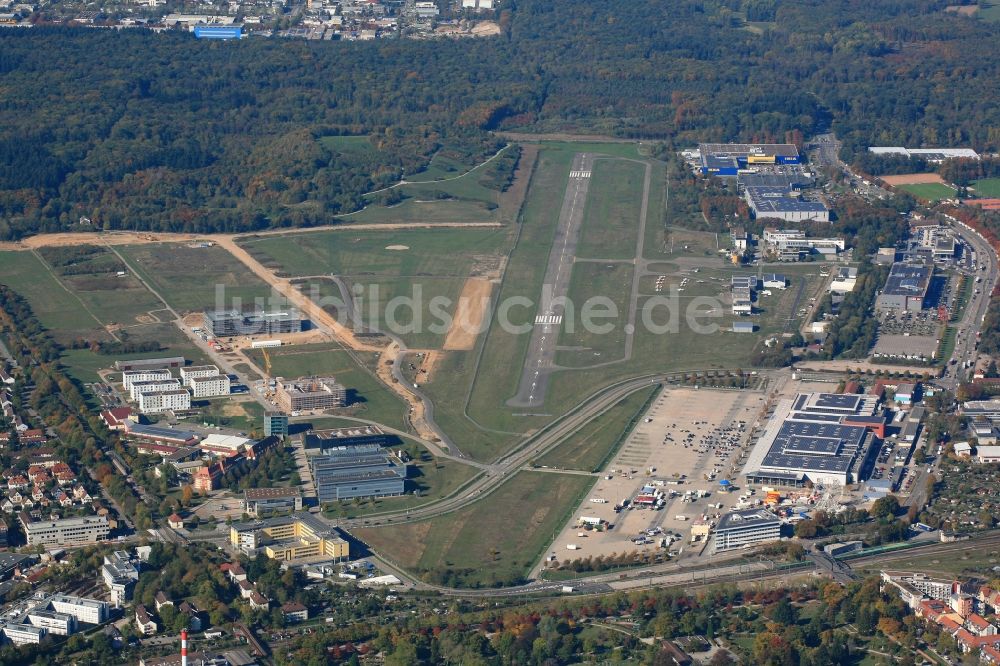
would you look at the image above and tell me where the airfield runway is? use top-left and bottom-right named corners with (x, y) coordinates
top-left (508, 153), bottom-right (594, 409)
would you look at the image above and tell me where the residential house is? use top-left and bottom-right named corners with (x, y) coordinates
top-left (135, 605), bottom-right (157, 635)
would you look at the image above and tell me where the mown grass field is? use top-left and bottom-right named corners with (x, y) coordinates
top-left (972, 177), bottom-right (1000, 197)
top-left (0, 251), bottom-right (105, 337)
top-left (898, 182), bottom-right (957, 202)
top-left (116, 243), bottom-right (274, 313)
top-left (244, 344), bottom-right (408, 430)
top-left (556, 262), bottom-right (634, 367)
top-left (354, 470), bottom-right (593, 588)
top-left (536, 386), bottom-right (656, 471)
top-left (575, 158), bottom-right (646, 260)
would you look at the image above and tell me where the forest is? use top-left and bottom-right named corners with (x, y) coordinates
top-left (1, 0), bottom-right (1000, 238)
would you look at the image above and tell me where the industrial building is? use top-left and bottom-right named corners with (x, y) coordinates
top-left (137, 388), bottom-right (192, 414)
top-left (243, 487), bottom-right (303, 518)
top-left (303, 425), bottom-right (397, 450)
top-left (712, 508), bottom-right (781, 553)
top-left (875, 263), bottom-right (933, 313)
top-left (189, 375), bottom-right (231, 398)
top-left (763, 274), bottom-right (787, 289)
top-left (192, 24), bottom-right (243, 39)
top-left (101, 551), bottom-right (139, 606)
top-left (276, 377), bottom-right (346, 412)
top-left (830, 267), bottom-right (859, 294)
top-left (744, 185), bottom-right (830, 223)
top-left (199, 433), bottom-right (250, 457)
top-left (229, 513), bottom-right (349, 563)
top-left (310, 443), bottom-right (407, 503)
top-left (868, 147), bottom-right (980, 162)
top-left (742, 392), bottom-right (883, 487)
top-left (203, 309), bottom-right (301, 337)
top-left (732, 321), bottom-right (755, 333)
top-left (697, 143), bottom-right (800, 175)
top-left (264, 411), bottom-right (288, 438)
top-left (115, 357), bottom-right (185, 371)
top-left (21, 514), bottom-right (110, 546)
top-left (122, 422), bottom-right (201, 448)
top-left (762, 228), bottom-right (845, 261)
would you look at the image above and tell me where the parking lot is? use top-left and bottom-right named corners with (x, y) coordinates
top-left (542, 387), bottom-right (766, 565)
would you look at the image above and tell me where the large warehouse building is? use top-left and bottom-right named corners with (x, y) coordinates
top-left (744, 185), bottom-right (830, 223)
top-left (203, 309), bottom-right (302, 337)
top-left (874, 263), bottom-right (932, 313)
top-left (742, 392), bottom-right (883, 487)
top-left (697, 143), bottom-right (800, 175)
top-left (868, 147), bottom-right (979, 162)
top-left (309, 443), bottom-right (406, 503)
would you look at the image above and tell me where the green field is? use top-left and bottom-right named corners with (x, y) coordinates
top-left (972, 177), bottom-right (1000, 198)
top-left (898, 182), bottom-right (957, 202)
top-left (240, 227), bottom-right (509, 279)
top-left (244, 344), bottom-right (409, 430)
top-left (115, 243), bottom-right (274, 313)
top-left (318, 135), bottom-right (378, 157)
top-left (355, 470), bottom-right (593, 588)
top-left (556, 262), bottom-right (635, 367)
top-left (536, 386), bottom-right (656, 471)
top-left (979, 1), bottom-right (1000, 21)
top-left (575, 159), bottom-right (646, 260)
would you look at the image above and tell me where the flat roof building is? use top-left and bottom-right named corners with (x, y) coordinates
top-left (115, 357), bottom-right (185, 371)
top-left (243, 487), bottom-right (303, 518)
top-left (204, 309), bottom-right (301, 337)
top-left (189, 375), bottom-right (231, 398)
top-left (698, 143), bottom-right (800, 175)
top-left (742, 392), bottom-right (882, 487)
top-left (745, 185), bottom-right (830, 223)
top-left (303, 425), bottom-right (397, 451)
top-left (264, 411), bottom-right (288, 438)
top-left (101, 551), bottom-right (139, 606)
top-left (875, 263), bottom-right (932, 313)
top-left (123, 422), bottom-right (201, 447)
top-left (138, 388), bottom-right (191, 414)
top-left (276, 377), bottom-right (346, 412)
top-left (199, 433), bottom-right (250, 456)
top-left (229, 513), bottom-right (349, 563)
top-left (713, 509), bottom-right (781, 553)
top-left (22, 514), bottom-right (110, 546)
top-left (868, 147), bottom-right (979, 162)
top-left (47, 594), bottom-right (109, 625)
top-left (130, 378), bottom-right (182, 401)
top-left (122, 369), bottom-right (173, 391)
top-left (180, 365), bottom-right (220, 383)
top-left (310, 443), bottom-right (406, 503)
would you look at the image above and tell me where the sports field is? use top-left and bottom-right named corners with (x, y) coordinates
top-left (897, 182), bottom-right (957, 202)
top-left (116, 243), bottom-right (274, 313)
top-left (244, 344), bottom-right (409, 430)
top-left (973, 178), bottom-right (1000, 197)
top-left (355, 470), bottom-right (593, 588)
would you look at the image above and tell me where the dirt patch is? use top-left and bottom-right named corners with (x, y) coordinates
top-left (946, 4), bottom-right (979, 14)
top-left (135, 314), bottom-right (158, 324)
top-left (221, 402), bottom-right (248, 418)
top-left (880, 173), bottom-right (946, 185)
top-left (417, 350), bottom-right (443, 383)
top-left (385, 245), bottom-right (410, 251)
top-left (443, 278), bottom-right (493, 351)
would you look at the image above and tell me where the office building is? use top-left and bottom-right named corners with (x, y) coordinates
top-left (23, 609), bottom-right (76, 636)
top-left (276, 377), bottom-right (346, 412)
top-left (47, 594), bottom-right (109, 625)
top-left (129, 378), bottom-right (182, 401)
top-left (228, 513), bottom-right (349, 563)
top-left (101, 551), bottom-right (139, 606)
top-left (243, 487), bottom-right (303, 518)
top-left (310, 443), bottom-right (406, 503)
top-left (203, 309), bottom-right (301, 337)
top-left (22, 514), bottom-right (110, 546)
top-left (179, 365), bottom-right (221, 383)
top-left (875, 263), bottom-right (933, 313)
top-left (264, 411), bottom-right (288, 438)
top-left (3, 623), bottom-right (47, 645)
top-left (189, 375), bottom-right (230, 398)
top-left (122, 369), bottom-right (172, 391)
top-left (303, 425), bottom-right (397, 451)
top-left (713, 509), bottom-right (781, 553)
top-left (138, 389), bottom-right (191, 414)
top-left (742, 392), bottom-right (882, 487)
top-left (762, 227), bottom-right (845, 261)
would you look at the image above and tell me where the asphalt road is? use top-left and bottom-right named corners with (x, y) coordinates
top-left (509, 152), bottom-right (594, 409)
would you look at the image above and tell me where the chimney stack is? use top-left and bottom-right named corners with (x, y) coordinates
top-left (181, 628), bottom-right (188, 666)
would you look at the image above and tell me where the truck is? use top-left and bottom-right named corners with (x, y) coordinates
top-left (566, 544), bottom-right (579, 551)
top-left (675, 515), bottom-right (688, 521)
top-left (561, 586), bottom-right (575, 593)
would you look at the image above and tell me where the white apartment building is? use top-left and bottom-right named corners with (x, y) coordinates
top-left (138, 389), bottom-right (191, 414)
top-left (47, 594), bottom-right (109, 625)
top-left (101, 551), bottom-right (139, 607)
top-left (129, 378), bottom-right (182, 401)
top-left (3, 623), bottom-right (46, 645)
top-left (189, 375), bottom-right (230, 398)
top-left (122, 369), bottom-right (172, 391)
top-left (24, 609), bottom-right (76, 636)
top-left (180, 365), bottom-right (221, 383)
top-left (22, 515), bottom-right (110, 546)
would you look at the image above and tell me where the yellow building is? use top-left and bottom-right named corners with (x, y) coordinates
top-left (229, 513), bottom-right (349, 563)
top-left (746, 152), bottom-right (776, 165)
